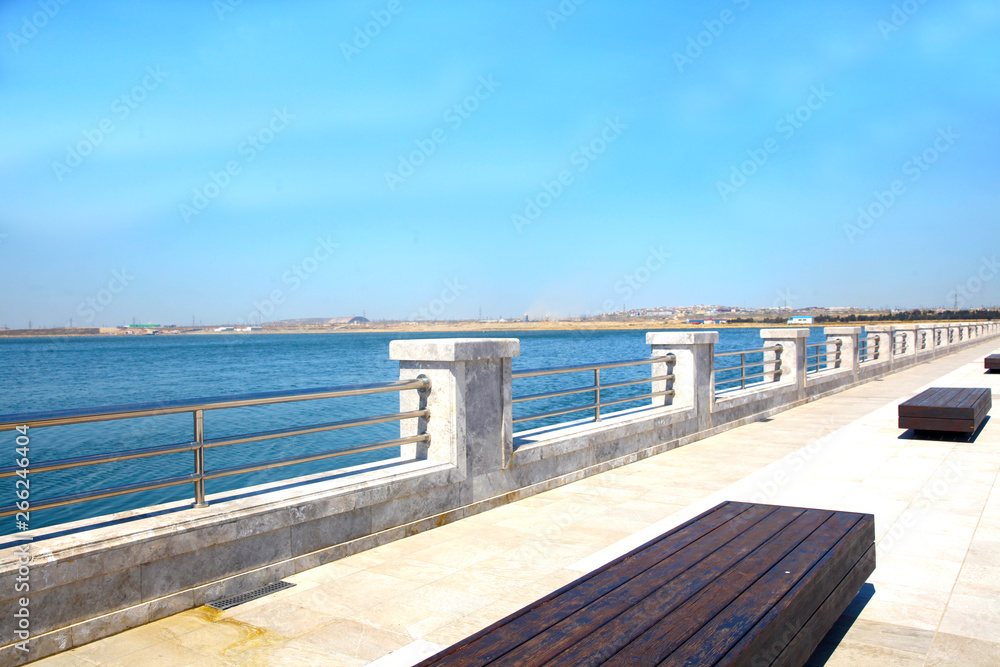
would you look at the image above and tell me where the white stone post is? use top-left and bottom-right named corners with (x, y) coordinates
top-left (895, 324), bottom-right (918, 363)
top-left (647, 332), bottom-right (717, 431)
top-left (760, 328), bottom-right (809, 398)
top-left (824, 326), bottom-right (861, 376)
top-left (916, 323), bottom-right (937, 360)
top-left (866, 325), bottom-right (895, 366)
top-left (390, 338), bottom-right (519, 475)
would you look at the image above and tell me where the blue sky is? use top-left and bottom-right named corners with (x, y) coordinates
top-left (1, 0), bottom-right (998, 327)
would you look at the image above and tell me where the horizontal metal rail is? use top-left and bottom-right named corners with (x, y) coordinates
top-left (512, 355), bottom-right (674, 379)
top-left (513, 355), bottom-right (676, 427)
top-left (0, 378), bottom-right (430, 431)
top-left (512, 375), bottom-right (674, 404)
top-left (513, 389), bottom-right (675, 425)
top-left (714, 345), bottom-right (783, 358)
top-left (713, 345), bottom-right (783, 391)
top-left (0, 378), bottom-right (431, 518)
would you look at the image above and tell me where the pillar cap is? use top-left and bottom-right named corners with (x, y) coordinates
top-left (390, 338), bottom-right (520, 362)
top-left (824, 326), bottom-right (863, 335)
top-left (760, 327), bottom-right (811, 339)
top-left (646, 331), bottom-right (719, 345)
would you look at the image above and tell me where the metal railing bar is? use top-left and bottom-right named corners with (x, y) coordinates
top-left (713, 359), bottom-right (780, 373)
top-left (0, 378), bottom-right (431, 431)
top-left (0, 441), bottom-right (199, 478)
top-left (514, 390), bottom-right (675, 424)
top-left (512, 374), bottom-right (675, 404)
top-left (512, 355), bottom-right (673, 379)
top-left (714, 346), bottom-right (782, 358)
top-left (202, 410), bottom-right (429, 449)
top-left (715, 370), bottom-right (781, 386)
top-left (203, 434), bottom-right (429, 480)
top-left (0, 474), bottom-right (199, 518)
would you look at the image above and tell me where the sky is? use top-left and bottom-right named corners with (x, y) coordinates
top-left (1, 0), bottom-right (999, 327)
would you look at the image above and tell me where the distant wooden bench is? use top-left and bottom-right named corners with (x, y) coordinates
top-left (418, 501), bottom-right (875, 666)
top-left (986, 354), bottom-right (1000, 371)
top-left (898, 387), bottom-right (992, 434)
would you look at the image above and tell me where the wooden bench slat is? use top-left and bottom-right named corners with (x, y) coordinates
top-left (770, 544), bottom-right (876, 666)
top-left (605, 511), bottom-right (852, 665)
top-left (416, 501), bottom-right (758, 666)
top-left (482, 507), bottom-right (804, 666)
top-left (710, 513), bottom-right (874, 667)
top-left (418, 502), bottom-right (876, 667)
top-left (899, 388), bottom-right (985, 418)
top-left (516, 508), bottom-right (822, 667)
top-left (986, 354), bottom-right (1000, 370)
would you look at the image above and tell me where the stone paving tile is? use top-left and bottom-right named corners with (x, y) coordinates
top-left (35, 341), bottom-right (1000, 665)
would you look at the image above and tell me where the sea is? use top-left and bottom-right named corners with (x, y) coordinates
top-left (1, 328), bottom-right (831, 534)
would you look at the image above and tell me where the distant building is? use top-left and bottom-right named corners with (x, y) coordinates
top-left (214, 326), bottom-right (234, 332)
top-left (787, 316), bottom-right (814, 325)
top-left (347, 316), bottom-right (369, 325)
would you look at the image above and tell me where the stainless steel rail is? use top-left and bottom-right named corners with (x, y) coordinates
top-left (0, 377), bottom-right (430, 518)
top-left (512, 355), bottom-right (676, 426)
top-left (858, 336), bottom-right (880, 363)
top-left (714, 345), bottom-right (782, 391)
top-left (805, 339), bottom-right (841, 374)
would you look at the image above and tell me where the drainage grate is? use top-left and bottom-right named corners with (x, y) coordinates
top-left (206, 581), bottom-right (296, 611)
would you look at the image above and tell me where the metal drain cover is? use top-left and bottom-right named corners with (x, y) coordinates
top-left (206, 581), bottom-right (296, 611)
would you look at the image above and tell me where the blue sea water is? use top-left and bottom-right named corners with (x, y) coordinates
top-left (0, 328), bottom-right (828, 533)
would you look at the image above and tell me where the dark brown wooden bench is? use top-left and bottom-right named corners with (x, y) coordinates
top-left (898, 387), bottom-right (992, 434)
top-left (418, 501), bottom-right (875, 666)
top-left (986, 354), bottom-right (1000, 371)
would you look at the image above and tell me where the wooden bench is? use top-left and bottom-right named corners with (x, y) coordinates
top-left (898, 387), bottom-right (992, 434)
top-left (418, 501), bottom-right (875, 666)
top-left (986, 354), bottom-right (1000, 371)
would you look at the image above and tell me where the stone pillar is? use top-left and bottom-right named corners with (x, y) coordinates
top-left (824, 326), bottom-right (861, 376)
top-left (647, 331), bottom-right (717, 430)
top-left (390, 338), bottom-right (519, 475)
top-left (895, 324), bottom-right (918, 363)
top-left (760, 328), bottom-right (809, 398)
top-left (916, 323), bottom-right (937, 359)
top-left (865, 325), bottom-right (894, 366)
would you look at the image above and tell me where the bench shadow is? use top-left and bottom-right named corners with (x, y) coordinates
top-left (898, 415), bottom-right (989, 443)
top-left (805, 583), bottom-right (876, 666)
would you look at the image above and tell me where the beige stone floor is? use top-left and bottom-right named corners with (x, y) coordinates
top-left (32, 342), bottom-right (1000, 666)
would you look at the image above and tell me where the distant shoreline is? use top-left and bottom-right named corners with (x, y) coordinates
top-left (0, 319), bottom-right (984, 338)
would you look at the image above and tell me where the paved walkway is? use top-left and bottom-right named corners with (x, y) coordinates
top-left (35, 341), bottom-right (1000, 666)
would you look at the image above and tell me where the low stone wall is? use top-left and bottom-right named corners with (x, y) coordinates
top-left (2, 322), bottom-right (998, 664)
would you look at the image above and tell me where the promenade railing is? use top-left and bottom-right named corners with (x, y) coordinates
top-left (0, 378), bottom-right (430, 518)
top-left (512, 356), bottom-right (676, 428)
top-left (806, 339), bottom-right (841, 375)
top-left (714, 345), bottom-right (782, 392)
top-left (858, 336), bottom-right (880, 363)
